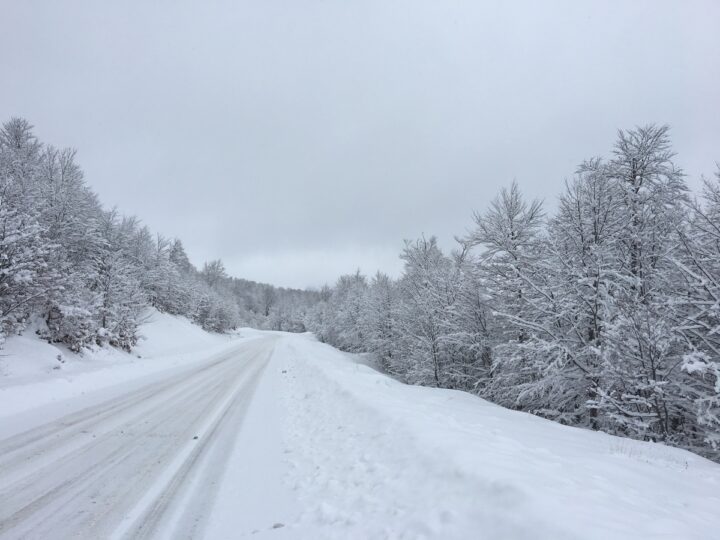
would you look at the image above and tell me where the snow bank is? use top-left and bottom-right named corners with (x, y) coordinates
top-left (0, 328), bottom-right (75, 382)
top-left (0, 309), bottom-right (247, 422)
top-left (134, 310), bottom-right (232, 358)
top-left (271, 333), bottom-right (720, 540)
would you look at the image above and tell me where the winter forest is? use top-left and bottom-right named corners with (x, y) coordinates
top-left (2, 117), bottom-right (720, 462)
top-left (305, 124), bottom-right (720, 463)
top-left (0, 117), bottom-right (318, 352)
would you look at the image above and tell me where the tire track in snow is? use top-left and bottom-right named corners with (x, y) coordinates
top-left (0, 348), bottom-right (240, 485)
top-left (0, 343), bottom-right (246, 463)
top-left (114, 348), bottom-right (272, 540)
top-left (0, 336), bottom-right (277, 539)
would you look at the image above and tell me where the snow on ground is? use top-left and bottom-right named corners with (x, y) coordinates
top-left (249, 333), bottom-right (720, 540)
top-left (2, 325), bottom-right (719, 539)
top-left (0, 309), bottom-right (260, 422)
top-left (134, 309), bottom-right (235, 358)
top-left (0, 335), bottom-right (276, 539)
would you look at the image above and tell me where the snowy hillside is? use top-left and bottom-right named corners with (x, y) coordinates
top-left (0, 310), bottom-right (224, 381)
top-left (0, 309), bottom-right (251, 419)
top-left (1, 325), bottom-right (718, 539)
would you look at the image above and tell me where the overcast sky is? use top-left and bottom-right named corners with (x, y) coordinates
top-left (2, 1), bottom-right (718, 288)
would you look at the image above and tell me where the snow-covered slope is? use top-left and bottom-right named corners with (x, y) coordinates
top-left (0, 309), bottom-right (252, 420)
top-left (243, 333), bottom-right (720, 540)
top-left (134, 309), bottom-right (236, 358)
top-left (0, 309), bottom-right (225, 383)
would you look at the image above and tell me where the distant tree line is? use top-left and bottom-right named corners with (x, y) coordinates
top-left (0, 118), bottom-right (315, 352)
top-left (305, 125), bottom-right (720, 461)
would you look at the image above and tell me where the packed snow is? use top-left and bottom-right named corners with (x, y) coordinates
top-left (1, 317), bottom-right (719, 539)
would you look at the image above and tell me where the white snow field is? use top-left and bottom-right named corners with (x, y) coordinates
top-left (1, 315), bottom-right (719, 539)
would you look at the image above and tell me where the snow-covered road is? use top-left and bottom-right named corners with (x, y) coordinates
top-left (1, 323), bottom-right (720, 539)
top-left (0, 336), bottom-right (277, 539)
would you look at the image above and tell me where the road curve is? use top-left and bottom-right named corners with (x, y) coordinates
top-left (0, 336), bottom-right (278, 540)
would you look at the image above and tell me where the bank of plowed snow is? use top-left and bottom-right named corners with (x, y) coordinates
top-left (262, 334), bottom-right (720, 540)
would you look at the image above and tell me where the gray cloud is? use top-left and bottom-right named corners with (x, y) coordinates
top-left (2, 0), bottom-right (718, 288)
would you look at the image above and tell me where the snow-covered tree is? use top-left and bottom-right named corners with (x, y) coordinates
top-left (672, 168), bottom-right (720, 455)
top-left (0, 199), bottom-right (58, 341)
top-left (360, 272), bottom-right (399, 373)
top-left (394, 237), bottom-right (464, 387)
top-left (465, 181), bottom-right (545, 406)
top-left (594, 125), bottom-right (691, 445)
top-left (307, 125), bottom-right (720, 461)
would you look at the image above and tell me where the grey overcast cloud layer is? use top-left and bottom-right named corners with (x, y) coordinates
top-left (2, 1), bottom-right (718, 288)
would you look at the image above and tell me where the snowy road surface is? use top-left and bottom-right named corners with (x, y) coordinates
top-left (0, 336), bottom-right (277, 539)
top-left (1, 325), bottom-right (720, 539)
